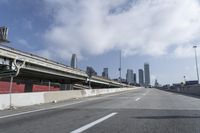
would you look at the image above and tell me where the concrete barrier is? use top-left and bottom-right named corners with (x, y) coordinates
top-left (164, 85), bottom-right (200, 96)
top-left (12, 92), bottom-right (45, 107)
top-left (0, 87), bottom-right (139, 110)
top-left (0, 94), bottom-right (9, 110)
top-left (44, 90), bottom-right (83, 103)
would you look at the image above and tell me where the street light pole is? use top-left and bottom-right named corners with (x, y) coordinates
top-left (119, 50), bottom-right (122, 84)
top-left (183, 75), bottom-right (186, 84)
top-left (193, 45), bottom-right (199, 84)
top-left (9, 76), bottom-right (14, 109)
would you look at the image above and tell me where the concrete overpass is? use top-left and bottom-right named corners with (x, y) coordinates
top-left (0, 45), bottom-right (128, 89)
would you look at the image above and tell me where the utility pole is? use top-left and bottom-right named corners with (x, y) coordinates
top-left (119, 50), bottom-right (122, 83)
top-left (193, 45), bottom-right (199, 84)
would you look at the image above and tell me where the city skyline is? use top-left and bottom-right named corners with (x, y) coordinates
top-left (1, 0), bottom-right (200, 85)
top-left (1, 1), bottom-right (200, 132)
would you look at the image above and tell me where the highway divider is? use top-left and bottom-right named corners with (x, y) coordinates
top-left (0, 87), bottom-right (139, 110)
top-left (159, 84), bottom-right (200, 96)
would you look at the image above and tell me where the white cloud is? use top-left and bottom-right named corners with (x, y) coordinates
top-left (173, 45), bottom-right (200, 58)
top-left (41, 0), bottom-right (200, 60)
top-left (151, 74), bottom-right (157, 84)
top-left (17, 39), bottom-right (30, 48)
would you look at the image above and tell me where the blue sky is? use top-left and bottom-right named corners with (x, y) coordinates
top-left (1, 0), bottom-right (200, 85)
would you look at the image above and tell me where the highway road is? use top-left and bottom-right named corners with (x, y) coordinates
top-left (1, 88), bottom-right (200, 133)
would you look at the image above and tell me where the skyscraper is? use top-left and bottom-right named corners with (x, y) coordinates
top-left (144, 63), bottom-right (150, 86)
top-left (102, 68), bottom-right (109, 79)
top-left (126, 69), bottom-right (134, 84)
top-left (71, 54), bottom-right (77, 68)
top-left (138, 69), bottom-right (144, 86)
top-left (86, 66), bottom-right (97, 77)
top-left (133, 73), bottom-right (137, 84)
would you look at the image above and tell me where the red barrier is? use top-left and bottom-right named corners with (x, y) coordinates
top-left (0, 81), bottom-right (60, 94)
top-left (0, 81), bottom-right (25, 94)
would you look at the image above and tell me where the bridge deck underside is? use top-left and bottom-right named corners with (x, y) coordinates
top-left (16, 69), bottom-right (86, 84)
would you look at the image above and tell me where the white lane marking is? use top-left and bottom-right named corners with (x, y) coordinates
top-left (0, 90), bottom-right (135, 119)
top-left (135, 98), bottom-right (140, 101)
top-left (0, 100), bottom-right (88, 119)
top-left (70, 112), bottom-right (118, 133)
top-left (142, 91), bottom-right (149, 96)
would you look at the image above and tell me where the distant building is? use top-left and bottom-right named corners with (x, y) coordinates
top-left (126, 69), bottom-right (134, 84)
top-left (154, 79), bottom-right (159, 87)
top-left (113, 78), bottom-right (127, 84)
top-left (133, 73), bottom-right (137, 84)
top-left (86, 66), bottom-right (97, 77)
top-left (144, 63), bottom-right (150, 86)
top-left (138, 69), bottom-right (144, 86)
top-left (71, 54), bottom-right (77, 68)
top-left (102, 68), bottom-right (109, 79)
top-left (121, 78), bottom-right (127, 84)
top-left (185, 80), bottom-right (198, 86)
top-left (113, 78), bottom-right (119, 82)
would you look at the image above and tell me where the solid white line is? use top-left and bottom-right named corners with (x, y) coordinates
top-left (0, 90), bottom-right (134, 119)
top-left (135, 98), bottom-right (140, 101)
top-left (70, 112), bottom-right (118, 133)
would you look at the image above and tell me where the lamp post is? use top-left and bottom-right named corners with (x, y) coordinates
top-left (193, 45), bottom-right (199, 84)
top-left (119, 50), bottom-right (122, 84)
top-left (183, 75), bottom-right (186, 84)
top-left (8, 59), bottom-right (25, 109)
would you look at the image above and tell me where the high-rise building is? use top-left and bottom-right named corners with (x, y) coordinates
top-left (144, 63), bottom-right (150, 86)
top-left (71, 54), bottom-right (77, 68)
top-left (133, 73), bottom-right (137, 84)
top-left (86, 66), bottom-right (97, 77)
top-left (126, 69), bottom-right (134, 84)
top-left (102, 68), bottom-right (109, 79)
top-left (138, 69), bottom-right (144, 86)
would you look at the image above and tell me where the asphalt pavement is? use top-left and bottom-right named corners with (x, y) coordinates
top-left (1, 88), bottom-right (200, 133)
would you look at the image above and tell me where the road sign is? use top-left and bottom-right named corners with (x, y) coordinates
top-left (0, 26), bottom-right (9, 43)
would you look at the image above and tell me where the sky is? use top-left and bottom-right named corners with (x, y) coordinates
top-left (0, 0), bottom-right (200, 85)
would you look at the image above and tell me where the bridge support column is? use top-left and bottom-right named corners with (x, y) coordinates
top-left (24, 81), bottom-right (33, 92)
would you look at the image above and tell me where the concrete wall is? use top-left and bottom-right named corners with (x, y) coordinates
top-left (164, 85), bottom-right (200, 96)
top-left (0, 94), bottom-right (10, 110)
top-left (0, 87), bottom-right (139, 110)
top-left (44, 90), bottom-right (83, 103)
top-left (12, 92), bottom-right (45, 107)
top-left (181, 85), bottom-right (200, 95)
